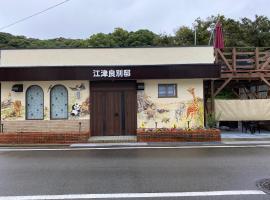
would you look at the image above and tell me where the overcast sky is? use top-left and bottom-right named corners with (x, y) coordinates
top-left (0, 0), bottom-right (268, 39)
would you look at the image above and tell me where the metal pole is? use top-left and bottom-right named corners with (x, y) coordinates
top-left (194, 27), bottom-right (197, 46)
top-left (211, 80), bottom-right (215, 115)
top-left (208, 30), bottom-right (214, 46)
top-left (192, 21), bottom-right (198, 46)
top-left (208, 23), bottom-right (216, 46)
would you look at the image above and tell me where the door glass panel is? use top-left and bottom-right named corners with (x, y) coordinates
top-left (26, 85), bottom-right (44, 119)
top-left (51, 85), bottom-right (68, 119)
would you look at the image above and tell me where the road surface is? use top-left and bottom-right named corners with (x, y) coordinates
top-left (0, 145), bottom-right (269, 199)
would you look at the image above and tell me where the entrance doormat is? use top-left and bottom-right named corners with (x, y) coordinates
top-left (137, 129), bottom-right (221, 142)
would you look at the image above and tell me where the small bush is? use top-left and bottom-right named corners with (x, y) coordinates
top-left (206, 112), bottom-right (221, 128)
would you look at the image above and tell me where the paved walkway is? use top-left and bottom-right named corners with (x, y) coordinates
top-left (222, 131), bottom-right (270, 139)
top-left (221, 131), bottom-right (270, 144)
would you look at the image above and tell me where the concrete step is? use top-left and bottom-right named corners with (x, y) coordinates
top-left (88, 136), bottom-right (137, 143)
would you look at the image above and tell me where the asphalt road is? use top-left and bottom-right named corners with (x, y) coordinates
top-left (0, 146), bottom-right (270, 199)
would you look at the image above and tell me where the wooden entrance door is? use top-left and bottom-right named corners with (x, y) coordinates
top-left (91, 81), bottom-right (137, 136)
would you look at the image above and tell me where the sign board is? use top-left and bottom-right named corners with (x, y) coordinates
top-left (0, 64), bottom-right (220, 81)
top-left (92, 69), bottom-right (131, 79)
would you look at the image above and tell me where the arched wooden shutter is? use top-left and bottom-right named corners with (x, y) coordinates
top-left (50, 85), bottom-right (68, 119)
top-left (26, 85), bottom-right (44, 120)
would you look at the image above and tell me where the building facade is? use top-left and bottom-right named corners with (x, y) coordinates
top-left (0, 47), bottom-right (219, 138)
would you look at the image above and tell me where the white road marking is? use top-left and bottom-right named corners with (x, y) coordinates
top-left (70, 143), bottom-right (148, 147)
top-left (0, 145), bottom-right (268, 151)
top-left (0, 190), bottom-right (265, 200)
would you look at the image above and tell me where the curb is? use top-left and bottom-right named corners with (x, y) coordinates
top-left (70, 142), bottom-right (148, 148)
top-left (0, 144), bottom-right (69, 148)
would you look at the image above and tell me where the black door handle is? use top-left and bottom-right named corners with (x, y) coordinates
top-left (114, 113), bottom-right (119, 117)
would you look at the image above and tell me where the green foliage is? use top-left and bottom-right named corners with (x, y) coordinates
top-left (87, 33), bottom-right (115, 47)
top-left (206, 112), bottom-right (221, 128)
top-left (111, 28), bottom-right (129, 47)
top-left (215, 89), bottom-right (237, 99)
top-left (153, 33), bottom-right (175, 46)
top-left (126, 29), bottom-right (156, 47)
top-left (175, 26), bottom-right (194, 46)
top-left (1, 15), bottom-right (270, 48)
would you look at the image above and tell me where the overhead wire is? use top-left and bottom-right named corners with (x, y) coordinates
top-left (0, 0), bottom-right (71, 31)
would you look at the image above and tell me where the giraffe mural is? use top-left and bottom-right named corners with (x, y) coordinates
top-left (137, 81), bottom-right (204, 129)
top-left (186, 87), bottom-right (199, 119)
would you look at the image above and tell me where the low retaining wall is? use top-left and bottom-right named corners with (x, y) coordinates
top-left (0, 132), bottom-right (89, 144)
top-left (137, 129), bottom-right (221, 142)
top-left (0, 129), bottom-right (221, 144)
top-left (1, 120), bottom-right (90, 133)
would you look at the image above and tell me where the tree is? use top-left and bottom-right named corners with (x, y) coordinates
top-left (87, 33), bottom-right (115, 47)
top-left (126, 29), bottom-right (157, 47)
top-left (153, 33), bottom-right (175, 46)
top-left (174, 26), bottom-right (194, 46)
top-left (240, 15), bottom-right (270, 47)
top-left (111, 28), bottom-right (129, 47)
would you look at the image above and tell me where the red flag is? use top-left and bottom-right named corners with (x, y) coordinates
top-left (214, 22), bottom-right (224, 49)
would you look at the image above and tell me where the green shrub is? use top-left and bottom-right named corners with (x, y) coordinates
top-left (206, 112), bottom-right (221, 128)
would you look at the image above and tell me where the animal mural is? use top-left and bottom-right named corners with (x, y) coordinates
top-left (70, 83), bottom-right (86, 100)
top-left (186, 87), bottom-right (199, 119)
top-left (68, 83), bottom-right (90, 118)
top-left (80, 97), bottom-right (90, 115)
top-left (13, 100), bottom-right (22, 117)
top-left (70, 103), bottom-right (81, 116)
top-left (137, 88), bottom-right (204, 129)
top-left (186, 87), bottom-right (204, 127)
top-left (137, 92), bottom-right (157, 125)
top-left (175, 103), bottom-right (186, 122)
top-left (1, 93), bottom-right (24, 120)
top-left (69, 99), bottom-right (90, 118)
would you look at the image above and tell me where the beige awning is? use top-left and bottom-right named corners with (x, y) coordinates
top-left (215, 99), bottom-right (270, 121)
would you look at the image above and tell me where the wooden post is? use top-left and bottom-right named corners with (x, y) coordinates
top-left (255, 47), bottom-right (259, 69)
top-left (214, 48), bottom-right (218, 63)
top-left (231, 88), bottom-right (240, 98)
top-left (211, 80), bottom-right (215, 114)
top-left (214, 77), bottom-right (232, 97)
top-left (216, 48), bottom-right (233, 71)
top-left (260, 56), bottom-right (270, 70)
top-left (260, 75), bottom-right (270, 87)
top-left (232, 48), bottom-right (236, 72)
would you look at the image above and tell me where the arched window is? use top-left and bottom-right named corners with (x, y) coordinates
top-left (50, 85), bottom-right (68, 119)
top-left (26, 85), bottom-right (44, 120)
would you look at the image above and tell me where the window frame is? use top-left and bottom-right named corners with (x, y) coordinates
top-left (158, 84), bottom-right (177, 98)
top-left (25, 85), bottom-right (44, 120)
top-left (50, 84), bottom-right (69, 120)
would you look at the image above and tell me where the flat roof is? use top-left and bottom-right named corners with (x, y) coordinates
top-left (0, 47), bottom-right (214, 67)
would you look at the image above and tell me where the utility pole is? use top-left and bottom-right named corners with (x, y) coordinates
top-left (192, 22), bottom-right (198, 46)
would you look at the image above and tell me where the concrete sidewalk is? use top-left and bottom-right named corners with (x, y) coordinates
top-left (70, 132), bottom-right (270, 148)
top-left (222, 131), bottom-right (270, 139)
top-left (221, 131), bottom-right (270, 144)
